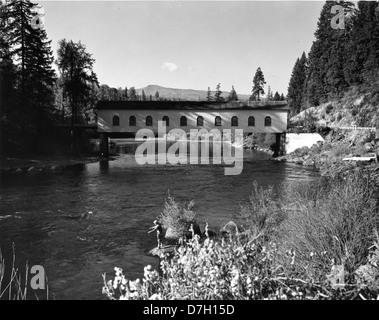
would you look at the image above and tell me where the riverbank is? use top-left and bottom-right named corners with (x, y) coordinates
top-left (274, 128), bottom-right (379, 181)
top-left (103, 168), bottom-right (379, 300)
top-left (0, 155), bottom-right (101, 175)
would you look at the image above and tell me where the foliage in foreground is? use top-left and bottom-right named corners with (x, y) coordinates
top-left (103, 172), bottom-right (379, 300)
top-left (158, 194), bottom-right (196, 238)
top-left (0, 245), bottom-right (48, 300)
top-left (102, 232), bottom-right (379, 300)
top-left (279, 173), bottom-right (379, 280)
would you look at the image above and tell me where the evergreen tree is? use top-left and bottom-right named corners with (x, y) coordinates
top-left (141, 89), bottom-right (147, 101)
top-left (117, 87), bottom-right (124, 100)
top-left (128, 87), bottom-right (137, 101)
top-left (228, 85), bottom-right (238, 101)
top-left (1, 0), bottom-right (56, 152)
top-left (0, 0), bottom-right (18, 154)
top-left (3, 0), bottom-right (56, 100)
top-left (306, 1), bottom-right (354, 105)
top-left (280, 93), bottom-right (285, 101)
top-left (287, 52), bottom-right (308, 115)
top-left (273, 91), bottom-right (281, 101)
top-left (251, 67), bottom-right (266, 101)
top-left (345, 1), bottom-right (379, 84)
top-left (0, 0), bottom-right (10, 60)
top-left (129, 87), bottom-right (137, 100)
top-left (206, 86), bottom-right (212, 101)
top-left (155, 90), bottom-right (160, 101)
top-left (56, 39), bottom-right (98, 129)
top-left (109, 88), bottom-right (118, 101)
top-left (98, 84), bottom-right (111, 100)
top-left (266, 85), bottom-right (273, 101)
top-left (214, 83), bottom-right (224, 102)
top-left (52, 76), bottom-right (69, 122)
top-left (122, 86), bottom-right (128, 101)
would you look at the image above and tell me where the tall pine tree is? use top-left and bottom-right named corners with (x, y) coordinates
top-left (287, 52), bottom-right (308, 115)
top-left (306, 1), bottom-right (354, 105)
top-left (345, 1), bottom-right (379, 84)
top-left (251, 67), bottom-right (266, 101)
top-left (141, 89), bottom-right (147, 101)
top-left (56, 39), bottom-right (98, 127)
top-left (206, 86), bottom-right (212, 101)
top-left (266, 85), bottom-right (273, 101)
top-left (273, 91), bottom-right (281, 101)
top-left (228, 85), bottom-right (238, 101)
top-left (214, 83), bottom-right (224, 102)
top-left (1, 0), bottom-right (56, 151)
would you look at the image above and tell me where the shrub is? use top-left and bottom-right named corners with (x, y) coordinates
top-left (103, 236), bottom-right (321, 300)
top-left (354, 143), bottom-right (367, 156)
top-left (103, 173), bottom-right (379, 300)
top-left (103, 233), bottom-right (379, 300)
top-left (158, 194), bottom-right (196, 238)
top-left (279, 173), bottom-right (379, 279)
top-left (292, 146), bottom-right (310, 157)
top-left (331, 144), bottom-right (350, 158)
top-left (237, 181), bottom-right (285, 240)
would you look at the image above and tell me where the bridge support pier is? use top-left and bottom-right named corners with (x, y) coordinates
top-left (99, 132), bottom-right (109, 157)
top-left (274, 132), bottom-right (286, 157)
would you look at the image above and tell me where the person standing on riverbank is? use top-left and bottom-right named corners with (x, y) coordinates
top-left (148, 220), bottom-right (163, 248)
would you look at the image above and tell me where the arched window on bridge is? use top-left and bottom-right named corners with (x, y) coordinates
top-left (264, 116), bottom-right (272, 127)
top-left (215, 116), bottom-right (222, 127)
top-left (180, 116), bottom-right (187, 127)
top-left (146, 116), bottom-right (153, 126)
top-left (129, 116), bottom-right (136, 126)
top-left (112, 115), bottom-right (120, 126)
top-left (231, 116), bottom-right (238, 127)
top-left (248, 116), bottom-right (255, 127)
top-left (162, 116), bottom-right (169, 126)
top-left (197, 116), bottom-right (204, 127)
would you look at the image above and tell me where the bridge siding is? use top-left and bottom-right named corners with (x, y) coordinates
top-left (97, 109), bottom-right (288, 134)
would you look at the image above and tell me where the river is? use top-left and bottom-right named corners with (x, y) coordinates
top-left (0, 140), bottom-right (320, 299)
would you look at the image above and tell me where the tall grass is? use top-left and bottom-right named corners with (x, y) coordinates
top-left (278, 173), bottom-right (379, 279)
top-left (0, 244), bottom-right (49, 300)
top-left (0, 245), bottom-right (29, 300)
top-left (237, 181), bottom-right (285, 240)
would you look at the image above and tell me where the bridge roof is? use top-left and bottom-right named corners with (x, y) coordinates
top-left (96, 100), bottom-right (289, 111)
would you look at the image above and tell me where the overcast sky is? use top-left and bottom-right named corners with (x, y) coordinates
top-left (39, 1), bottom-right (326, 95)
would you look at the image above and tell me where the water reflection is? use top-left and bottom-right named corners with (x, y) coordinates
top-left (99, 160), bottom-right (109, 173)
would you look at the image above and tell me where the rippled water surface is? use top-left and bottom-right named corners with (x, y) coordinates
top-left (0, 141), bottom-right (320, 299)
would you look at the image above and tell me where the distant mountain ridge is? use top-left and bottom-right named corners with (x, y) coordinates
top-left (136, 85), bottom-right (251, 101)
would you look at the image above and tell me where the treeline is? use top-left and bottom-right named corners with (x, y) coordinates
top-left (0, 0), bottom-right (56, 154)
top-left (287, 1), bottom-right (379, 116)
top-left (97, 86), bottom-right (182, 102)
top-left (206, 78), bottom-right (285, 103)
top-left (0, 0), bottom-right (101, 155)
top-left (98, 86), bottom-right (145, 101)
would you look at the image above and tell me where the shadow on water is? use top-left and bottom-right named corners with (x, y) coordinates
top-left (0, 139), bottom-right (320, 299)
top-left (99, 160), bottom-right (109, 173)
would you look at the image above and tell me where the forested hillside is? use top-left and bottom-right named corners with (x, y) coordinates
top-left (287, 1), bottom-right (379, 127)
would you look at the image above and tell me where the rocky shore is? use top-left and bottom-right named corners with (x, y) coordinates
top-left (273, 128), bottom-right (379, 181)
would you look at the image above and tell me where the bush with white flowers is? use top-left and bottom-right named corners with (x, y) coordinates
top-left (103, 233), bottom-right (379, 300)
